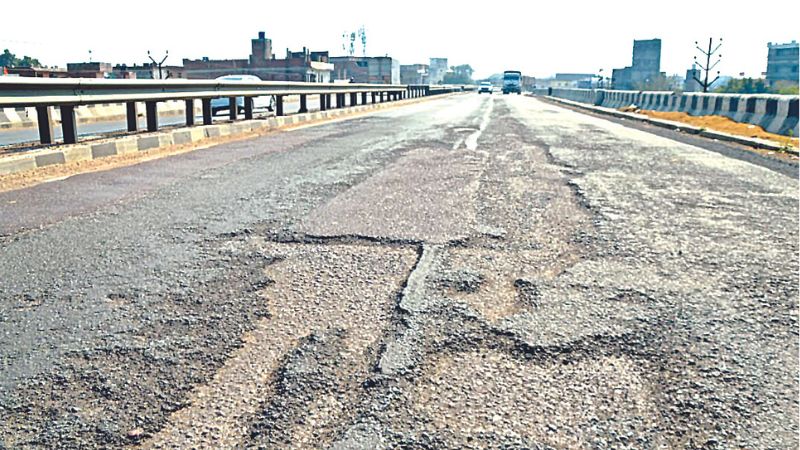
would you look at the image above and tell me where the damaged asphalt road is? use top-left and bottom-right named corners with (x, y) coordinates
top-left (0, 94), bottom-right (797, 449)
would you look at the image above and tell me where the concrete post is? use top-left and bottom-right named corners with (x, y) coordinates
top-left (202, 99), bottom-right (212, 125)
top-left (362, 92), bottom-right (368, 105)
top-left (299, 94), bottom-right (308, 113)
top-left (145, 101), bottom-right (158, 132)
top-left (126, 102), bottom-right (138, 131)
top-left (60, 105), bottom-right (78, 144)
top-left (228, 97), bottom-right (238, 121)
top-left (35, 106), bottom-right (54, 145)
top-left (350, 92), bottom-right (358, 106)
top-left (244, 97), bottom-right (254, 120)
top-left (371, 92), bottom-right (377, 104)
top-left (185, 100), bottom-right (195, 126)
top-left (320, 94), bottom-right (327, 111)
top-left (276, 95), bottom-right (284, 116)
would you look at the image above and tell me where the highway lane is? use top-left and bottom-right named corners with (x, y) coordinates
top-left (0, 93), bottom-right (797, 449)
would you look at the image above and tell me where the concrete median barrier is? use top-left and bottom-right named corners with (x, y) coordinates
top-left (543, 88), bottom-right (799, 136)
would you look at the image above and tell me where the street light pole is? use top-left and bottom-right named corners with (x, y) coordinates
top-left (147, 50), bottom-right (169, 80)
top-left (693, 37), bottom-right (722, 93)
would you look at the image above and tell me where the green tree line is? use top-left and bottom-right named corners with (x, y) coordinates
top-left (714, 78), bottom-right (798, 95)
top-left (0, 49), bottom-right (43, 68)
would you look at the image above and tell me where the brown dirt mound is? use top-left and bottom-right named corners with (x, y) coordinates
top-left (641, 110), bottom-right (799, 148)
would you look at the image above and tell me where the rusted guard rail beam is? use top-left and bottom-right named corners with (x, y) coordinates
top-left (0, 78), bottom-right (466, 145)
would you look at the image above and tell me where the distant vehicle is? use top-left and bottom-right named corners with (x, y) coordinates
top-left (502, 70), bottom-right (522, 95)
top-left (478, 81), bottom-right (493, 94)
top-left (211, 75), bottom-right (273, 115)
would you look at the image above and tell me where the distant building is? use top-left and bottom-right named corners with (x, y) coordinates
top-left (66, 62), bottom-right (113, 78)
top-left (612, 39), bottom-right (663, 90)
top-left (766, 41), bottom-right (799, 87)
top-left (429, 58), bottom-right (448, 85)
top-left (182, 31), bottom-right (333, 82)
top-left (521, 75), bottom-right (537, 91)
top-left (330, 56), bottom-right (400, 84)
top-left (3, 66), bottom-right (68, 78)
top-left (400, 64), bottom-right (429, 85)
top-left (684, 65), bottom-right (702, 92)
top-left (109, 63), bottom-right (187, 80)
top-left (555, 73), bottom-right (595, 82)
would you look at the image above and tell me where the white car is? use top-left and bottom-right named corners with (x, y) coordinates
top-left (478, 82), bottom-right (493, 94)
top-left (211, 75), bottom-right (273, 115)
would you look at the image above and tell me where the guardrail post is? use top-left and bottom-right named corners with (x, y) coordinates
top-left (202, 99), bottom-right (212, 125)
top-left (126, 102), bottom-right (138, 131)
top-left (362, 92), bottom-right (368, 105)
top-left (350, 92), bottom-right (358, 106)
top-left (145, 101), bottom-right (158, 132)
top-left (35, 106), bottom-right (54, 145)
top-left (244, 97), bottom-right (254, 120)
top-left (228, 97), bottom-right (238, 120)
top-left (276, 95), bottom-right (284, 116)
top-left (371, 92), bottom-right (377, 104)
top-left (185, 100), bottom-right (195, 126)
top-left (60, 105), bottom-right (78, 144)
top-left (337, 93), bottom-right (345, 108)
top-left (319, 94), bottom-right (327, 111)
top-left (299, 94), bottom-right (308, 113)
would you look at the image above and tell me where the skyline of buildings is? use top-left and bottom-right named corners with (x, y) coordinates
top-left (1, 32), bottom-right (797, 92)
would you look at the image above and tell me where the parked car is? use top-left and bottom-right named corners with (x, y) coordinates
top-left (478, 81), bottom-right (493, 94)
top-left (211, 75), bottom-right (273, 115)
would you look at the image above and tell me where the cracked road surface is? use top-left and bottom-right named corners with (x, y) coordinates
top-left (0, 94), bottom-right (797, 449)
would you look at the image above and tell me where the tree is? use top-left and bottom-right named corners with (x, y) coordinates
top-left (0, 49), bottom-right (43, 68)
top-left (714, 78), bottom-right (769, 94)
top-left (0, 49), bottom-right (15, 67)
top-left (632, 74), bottom-right (673, 91)
top-left (18, 55), bottom-right (42, 67)
top-left (443, 64), bottom-right (474, 85)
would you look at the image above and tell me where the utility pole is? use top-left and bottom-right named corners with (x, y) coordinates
top-left (147, 50), bottom-right (169, 80)
top-left (693, 37), bottom-right (722, 92)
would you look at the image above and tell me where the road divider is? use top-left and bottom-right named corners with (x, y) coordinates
top-left (536, 88), bottom-right (798, 137)
top-left (536, 95), bottom-right (799, 155)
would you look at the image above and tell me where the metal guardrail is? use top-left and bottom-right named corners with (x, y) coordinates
top-left (0, 78), bottom-right (465, 145)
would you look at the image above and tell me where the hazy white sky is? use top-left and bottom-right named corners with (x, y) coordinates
top-left (3, 0), bottom-right (798, 80)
